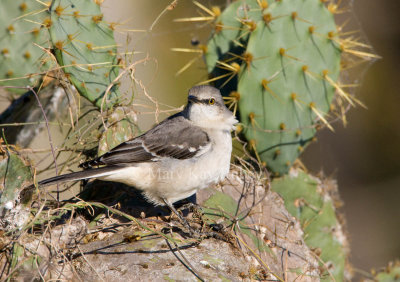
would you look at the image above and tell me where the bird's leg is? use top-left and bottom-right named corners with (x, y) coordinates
top-left (162, 199), bottom-right (199, 236)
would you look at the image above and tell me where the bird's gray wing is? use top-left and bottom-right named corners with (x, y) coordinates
top-left (81, 114), bottom-right (210, 167)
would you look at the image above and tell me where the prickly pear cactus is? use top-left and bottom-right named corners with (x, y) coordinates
top-left (0, 152), bottom-right (33, 231)
top-left (0, 153), bottom-right (33, 206)
top-left (206, 0), bottom-right (341, 175)
top-left (49, 0), bottom-right (121, 109)
top-left (271, 169), bottom-right (349, 281)
top-left (375, 261), bottom-right (400, 282)
top-left (0, 0), bottom-right (52, 92)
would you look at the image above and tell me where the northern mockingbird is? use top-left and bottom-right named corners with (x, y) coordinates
top-left (31, 85), bottom-right (237, 225)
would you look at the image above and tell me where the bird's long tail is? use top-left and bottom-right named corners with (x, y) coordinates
top-left (37, 166), bottom-right (122, 187)
top-left (20, 166), bottom-right (123, 201)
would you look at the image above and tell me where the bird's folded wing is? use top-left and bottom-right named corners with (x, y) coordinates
top-left (82, 115), bottom-right (211, 167)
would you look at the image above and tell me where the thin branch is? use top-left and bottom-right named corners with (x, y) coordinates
top-left (28, 86), bottom-right (60, 202)
top-left (100, 56), bottom-right (151, 129)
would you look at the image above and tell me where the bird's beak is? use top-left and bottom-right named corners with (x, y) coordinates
top-left (188, 95), bottom-right (201, 104)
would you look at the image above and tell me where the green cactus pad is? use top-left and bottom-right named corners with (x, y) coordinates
top-left (206, 0), bottom-right (341, 175)
top-left (49, 0), bottom-right (121, 109)
top-left (0, 0), bottom-right (52, 92)
top-left (0, 153), bottom-right (33, 213)
top-left (271, 170), bottom-right (347, 281)
top-left (98, 107), bottom-right (140, 155)
top-left (375, 261), bottom-right (400, 282)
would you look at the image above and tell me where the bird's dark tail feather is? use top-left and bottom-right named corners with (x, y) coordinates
top-left (21, 166), bottom-right (122, 198)
top-left (20, 166), bottom-right (122, 202)
top-left (37, 166), bottom-right (122, 187)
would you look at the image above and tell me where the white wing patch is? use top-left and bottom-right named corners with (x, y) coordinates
top-left (194, 143), bottom-right (212, 157)
top-left (142, 140), bottom-right (160, 158)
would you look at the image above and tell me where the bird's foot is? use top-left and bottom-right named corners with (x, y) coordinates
top-left (162, 199), bottom-right (202, 238)
top-left (162, 199), bottom-right (231, 241)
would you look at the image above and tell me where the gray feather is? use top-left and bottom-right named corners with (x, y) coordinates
top-left (37, 166), bottom-right (122, 187)
top-left (81, 113), bottom-right (210, 168)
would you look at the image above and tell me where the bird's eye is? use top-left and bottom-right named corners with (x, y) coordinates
top-left (209, 98), bottom-right (216, 105)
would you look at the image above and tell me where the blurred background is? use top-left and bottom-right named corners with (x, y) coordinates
top-left (0, 0), bottom-right (396, 277)
top-left (304, 0), bottom-right (400, 275)
top-left (100, 0), bottom-right (400, 274)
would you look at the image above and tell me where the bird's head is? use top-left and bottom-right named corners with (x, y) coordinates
top-left (184, 85), bottom-right (237, 131)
